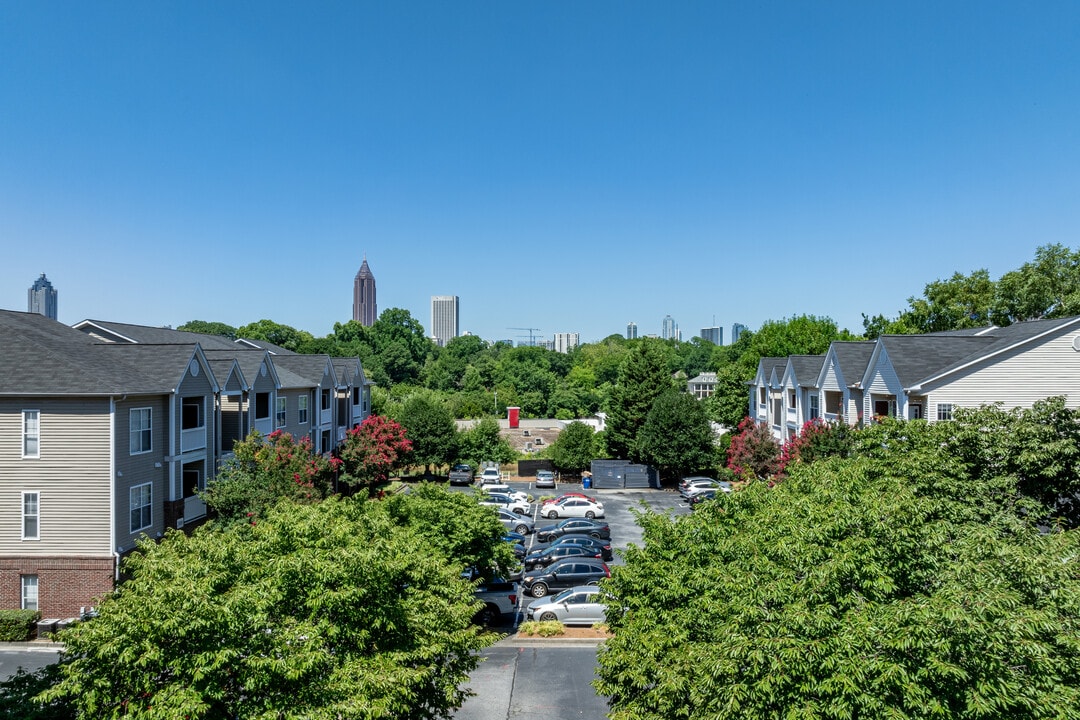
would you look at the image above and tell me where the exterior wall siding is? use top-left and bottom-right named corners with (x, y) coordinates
top-left (863, 353), bottom-right (902, 420)
top-left (0, 398), bottom-right (112, 557)
top-left (922, 331), bottom-right (1080, 416)
top-left (114, 395), bottom-right (171, 551)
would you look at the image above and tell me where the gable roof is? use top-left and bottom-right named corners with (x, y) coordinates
top-left (73, 319), bottom-right (240, 349)
top-left (270, 354), bottom-right (338, 389)
top-left (202, 349), bottom-right (279, 390)
top-left (0, 311), bottom-right (211, 395)
top-left (821, 341), bottom-right (876, 389)
top-left (785, 355), bottom-right (825, 388)
top-left (234, 337), bottom-right (297, 355)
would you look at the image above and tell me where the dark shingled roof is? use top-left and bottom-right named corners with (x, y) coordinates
top-left (830, 342), bottom-right (876, 386)
top-left (787, 355), bottom-right (825, 387)
top-left (1, 311), bottom-right (197, 395)
top-left (270, 354), bottom-right (337, 388)
top-left (75, 319), bottom-right (239, 349)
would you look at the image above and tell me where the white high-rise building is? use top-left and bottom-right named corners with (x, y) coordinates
top-left (626, 322), bottom-right (638, 339)
top-left (554, 332), bottom-right (580, 354)
top-left (430, 295), bottom-right (459, 347)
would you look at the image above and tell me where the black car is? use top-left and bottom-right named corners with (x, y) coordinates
top-left (549, 534), bottom-right (614, 561)
top-left (521, 558), bottom-right (610, 598)
top-left (523, 543), bottom-right (603, 570)
top-left (535, 518), bottom-right (611, 543)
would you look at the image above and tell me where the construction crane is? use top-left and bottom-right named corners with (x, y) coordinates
top-left (508, 327), bottom-right (543, 346)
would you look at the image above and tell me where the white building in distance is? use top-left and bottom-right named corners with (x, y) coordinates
top-left (430, 295), bottom-right (459, 347)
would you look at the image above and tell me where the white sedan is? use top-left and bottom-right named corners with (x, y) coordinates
top-left (541, 497), bottom-right (604, 520)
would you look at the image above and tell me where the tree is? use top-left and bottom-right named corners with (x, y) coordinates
top-left (725, 417), bottom-right (781, 480)
top-left (176, 320), bottom-right (237, 339)
top-left (457, 418), bottom-right (516, 466)
top-left (596, 421), bottom-right (1080, 719)
top-left (548, 421), bottom-right (599, 475)
top-left (778, 417), bottom-right (855, 472)
top-left (703, 365), bottom-right (753, 430)
top-left (234, 319), bottom-right (316, 352)
top-left (633, 390), bottom-right (717, 482)
top-left (991, 243), bottom-right (1080, 325)
top-left (606, 340), bottom-right (675, 459)
top-left (338, 415), bottom-right (413, 497)
top-left (201, 430), bottom-right (339, 522)
top-left (367, 308), bottom-right (433, 385)
top-left (397, 394), bottom-right (459, 473)
top-left (41, 498), bottom-right (496, 719)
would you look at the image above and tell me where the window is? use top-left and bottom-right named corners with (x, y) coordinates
top-left (824, 391), bottom-right (842, 415)
top-left (22, 410), bottom-right (40, 458)
top-left (22, 492), bottom-right (39, 540)
top-left (788, 390), bottom-right (796, 407)
top-left (255, 392), bottom-right (270, 420)
top-left (129, 408), bottom-right (152, 454)
top-left (21, 575), bottom-right (38, 611)
top-left (910, 404), bottom-right (924, 420)
top-left (758, 387), bottom-right (766, 405)
top-left (321, 389), bottom-right (331, 411)
top-left (808, 394), bottom-right (820, 420)
top-left (276, 397), bottom-right (287, 428)
top-left (181, 398), bottom-right (203, 429)
top-left (298, 395), bottom-right (308, 425)
top-left (353, 387), bottom-right (361, 405)
top-left (130, 483), bottom-right (152, 533)
top-left (937, 403), bottom-right (954, 421)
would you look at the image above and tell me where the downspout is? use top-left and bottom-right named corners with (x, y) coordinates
top-left (110, 396), bottom-right (119, 581)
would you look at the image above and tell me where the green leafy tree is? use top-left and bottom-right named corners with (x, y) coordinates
top-left (703, 365), bottom-right (753, 430)
top-left (338, 415), bottom-right (413, 497)
top-left (383, 483), bottom-right (515, 579)
top-left (633, 390), bottom-right (717, 481)
top-left (606, 339), bottom-right (675, 459)
top-left (201, 430), bottom-right (338, 522)
top-left (397, 394), bottom-right (459, 474)
top-left (367, 308), bottom-right (433, 385)
top-left (596, 421), bottom-right (1080, 720)
top-left (991, 243), bottom-right (1080, 324)
top-left (41, 498), bottom-right (495, 719)
top-left (457, 418), bottom-right (516, 466)
top-left (0, 665), bottom-right (71, 720)
top-left (548, 421), bottom-right (599, 476)
top-left (176, 320), bottom-right (237, 339)
top-left (235, 319), bottom-right (315, 352)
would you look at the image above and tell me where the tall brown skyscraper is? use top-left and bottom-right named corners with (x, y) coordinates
top-left (352, 258), bottom-right (377, 326)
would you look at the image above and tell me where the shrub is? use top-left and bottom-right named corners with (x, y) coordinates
top-left (0, 610), bottom-right (40, 641)
top-left (517, 620), bottom-right (565, 637)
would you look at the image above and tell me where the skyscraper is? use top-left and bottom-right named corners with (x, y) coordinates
top-left (554, 332), bottom-right (580, 354)
top-left (662, 315), bottom-right (678, 341)
top-left (430, 295), bottom-right (459, 347)
top-left (352, 258), bottom-right (377, 326)
top-left (27, 273), bottom-right (57, 320)
top-left (626, 322), bottom-right (637, 340)
top-left (700, 326), bottom-right (723, 345)
top-left (731, 323), bottom-right (747, 344)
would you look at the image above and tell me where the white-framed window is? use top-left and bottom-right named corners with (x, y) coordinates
top-left (910, 404), bottom-right (924, 420)
top-left (130, 483), bottom-right (152, 533)
top-left (21, 575), bottom-right (38, 611)
top-left (22, 410), bottom-right (40, 458)
top-left (937, 403), bottom-right (954, 421)
top-left (321, 389), bottom-right (331, 411)
top-left (22, 492), bottom-right (39, 540)
top-left (788, 390), bottom-right (796, 407)
top-left (298, 395), bottom-right (308, 425)
top-left (182, 398), bottom-right (204, 429)
top-left (130, 408), bottom-right (152, 454)
top-left (808, 394), bottom-right (820, 420)
top-left (276, 397), bottom-right (287, 428)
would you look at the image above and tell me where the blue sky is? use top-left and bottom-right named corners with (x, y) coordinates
top-left (3, 2), bottom-right (1079, 344)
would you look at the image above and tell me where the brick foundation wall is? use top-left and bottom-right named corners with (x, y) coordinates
top-left (0, 556), bottom-right (115, 619)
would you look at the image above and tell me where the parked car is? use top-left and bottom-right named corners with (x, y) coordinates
top-left (481, 483), bottom-right (533, 504)
top-left (535, 470), bottom-right (557, 489)
top-left (503, 531), bottom-right (527, 544)
top-left (523, 543), bottom-right (603, 571)
top-left (535, 518), bottom-right (611, 543)
top-left (479, 467), bottom-right (502, 485)
top-left (541, 492), bottom-right (598, 506)
top-left (496, 509), bottom-right (535, 535)
top-left (448, 463), bottom-right (475, 486)
top-left (542, 496), bottom-right (604, 519)
top-left (688, 490), bottom-right (717, 509)
top-left (474, 580), bottom-right (519, 625)
top-left (549, 534), bottom-right (613, 561)
top-left (681, 482), bottom-right (732, 501)
top-left (679, 476), bottom-right (731, 494)
top-left (480, 493), bottom-right (531, 516)
top-left (521, 558), bottom-right (610, 598)
top-left (526, 586), bottom-right (606, 625)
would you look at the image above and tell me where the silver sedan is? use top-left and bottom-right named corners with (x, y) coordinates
top-left (526, 586), bottom-right (606, 625)
top-left (541, 497), bottom-right (604, 519)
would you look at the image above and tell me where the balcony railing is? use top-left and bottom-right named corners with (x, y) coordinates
top-left (181, 426), bottom-right (207, 452)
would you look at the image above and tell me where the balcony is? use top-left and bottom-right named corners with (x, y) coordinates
top-left (181, 426), bottom-right (206, 452)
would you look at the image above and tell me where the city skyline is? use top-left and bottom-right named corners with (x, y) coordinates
top-left (4, 4), bottom-right (1079, 342)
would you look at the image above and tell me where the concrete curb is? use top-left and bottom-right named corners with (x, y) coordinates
top-left (495, 635), bottom-right (607, 647)
top-left (0, 641), bottom-right (64, 650)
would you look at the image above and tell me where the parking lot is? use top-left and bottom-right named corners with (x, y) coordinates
top-left (449, 480), bottom-right (688, 622)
